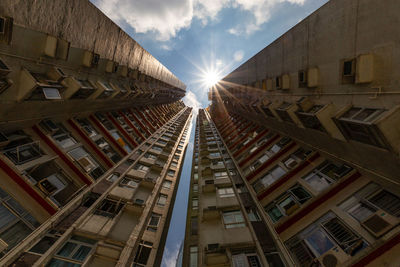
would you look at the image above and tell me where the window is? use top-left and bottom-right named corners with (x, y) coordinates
top-left (134, 164), bottom-right (150, 173)
top-left (193, 184), bottom-right (198, 193)
top-left (192, 197), bottom-right (198, 210)
top-left (162, 180), bottom-right (172, 190)
top-left (167, 170), bottom-right (175, 177)
top-left (265, 185), bottom-right (312, 223)
top-left (285, 212), bottom-right (366, 266)
top-left (68, 147), bottom-right (104, 179)
top-left (298, 70), bottom-right (307, 87)
top-left (143, 153), bottom-right (157, 160)
top-left (193, 173), bottom-right (198, 180)
top-left (151, 145), bottom-right (163, 152)
top-left (282, 147), bottom-right (312, 169)
top-left (210, 152), bottom-right (221, 158)
top-left (302, 161), bottom-right (352, 193)
top-left (106, 173), bottom-right (120, 183)
top-left (252, 165), bottom-right (287, 193)
top-left (222, 210), bottom-right (245, 228)
top-left (119, 178), bottom-right (139, 189)
top-left (133, 241), bottom-right (153, 267)
top-left (214, 171), bottom-right (228, 179)
top-left (336, 107), bottom-right (388, 148)
top-left (218, 187), bottom-right (235, 198)
top-left (232, 253), bottom-right (262, 267)
top-left (157, 194), bottom-right (168, 206)
top-left (340, 183), bottom-right (400, 222)
top-left (342, 59), bottom-right (356, 83)
top-left (50, 123), bottom-right (77, 149)
top-left (147, 213), bottom-right (161, 232)
top-left (94, 199), bottom-right (124, 218)
top-left (189, 246), bottom-right (198, 267)
top-left (0, 188), bottom-right (39, 255)
top-left (48, 235), bottom-right (96, 266)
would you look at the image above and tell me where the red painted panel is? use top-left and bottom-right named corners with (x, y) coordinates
top-left (129, 110), bottom-right (151, 136)
top-left (89, 116), bottom-right (128, 156)
top-left (67, 119), bottom-right (113, 168)
top-left (107, 114), bottom-right (138, 147)
top-left (233, 129), bottom-right (269, 157)
top-left (32, 125), bottom-right (92, 185)
top-left (0, 157), bottom-right (57, 215)
top-left (275, 172), bottom-right (362, 234)
top-left (246, 142), bottom-right (296, 181)
top-left (119, 111), bottom-right (146, 141)
top-left (239, 134), bottom-right (280, 168)
top-left (257, 152), bottom-right (320, 200)
top-left (351, 232), bottom-right (400, 267)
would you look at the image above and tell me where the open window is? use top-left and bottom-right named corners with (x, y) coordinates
top-left (94, 198), bottom-right (124, 218)
top-left (19, 69), bottom-right (64, 101)
top-left (302, 160), bottom-right (352, 193)
top-left (334, 106), bottom-right (390, 149)
top-left (286, 212), bottom-right (367, 266)
top-left (1, 130), bottom-right (43, 165)
top-left (265, 184), bottom-right (312, 223)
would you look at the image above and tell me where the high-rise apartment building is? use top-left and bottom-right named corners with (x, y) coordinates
top-left (185, 0), bottom-right (400, 266)
top-left (0, 1), bottom-right (191, 266)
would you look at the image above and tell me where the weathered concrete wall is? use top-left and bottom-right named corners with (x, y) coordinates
top-left (223, 0), bottom-right (400, 108)
top-left (0, 0), bottom-right (185, 90)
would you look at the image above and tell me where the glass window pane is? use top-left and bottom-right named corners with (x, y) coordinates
top-left (304, 229), bottom-right (334, 256)
top-left (72, 245), bottom-right (92, 261)
top-left (57, 242), bottom-right (77, 257)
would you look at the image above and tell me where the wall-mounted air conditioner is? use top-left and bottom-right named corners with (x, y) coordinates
top-left (117, 65), bottom-right (128, 77)
top-left (361, 210), bottom-right (399, 238)
top-left (317, 247), bottom-right (350, 267)
top-left (82, 51), bottom-right (100, 68)
top-left (307, 67), bottom-right (319, 88)
top-left (356, 54), bottom-right (374, 84)
top-left (43, 35), bottom-right (58, 58)
top-left (281, 74), bottom-right (290, 90)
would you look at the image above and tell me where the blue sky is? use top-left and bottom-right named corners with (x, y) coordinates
top-left (90, 0), bottom-right (329, 265)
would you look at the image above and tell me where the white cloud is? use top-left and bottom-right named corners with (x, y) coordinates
top-left (233, 50), bottom-right (244, 62)
top-left (94, 0), bottom-right (194, 41)
top-left (229, 0), bottom-right (306, 35)
top-left (93, 0), bottom-right (306, 41)
top-left (194, 0), bottom-right (231, 25)
top-left (94, 0), bottom-right (230, 41)
top-left (162, 243), bottom-right (181, 267)
top-left (183, 90), bottom-right (201, 114)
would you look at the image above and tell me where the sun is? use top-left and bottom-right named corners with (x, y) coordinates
top-left (202, 70), bottom-right (221, 87)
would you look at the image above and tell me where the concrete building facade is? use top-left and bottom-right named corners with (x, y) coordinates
top-left (186, 0), bottom-right (400, 266)
top-left (0, 1), bottom-right (191, 266)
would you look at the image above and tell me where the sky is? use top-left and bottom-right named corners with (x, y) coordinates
top-left (90, 0), bottom-right (329, 266)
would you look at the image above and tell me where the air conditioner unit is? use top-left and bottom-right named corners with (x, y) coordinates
top-left (56, 38), bottom-right (70, 60)
top-left (361, 210), bottom-right (399, 238)
top-left (317, 246), bottom-right (350, 267)
top-left (82, 51), bottom-right (99, 68)
top-left (0, 238), bottom-right (8, 253)
top-left (307, 67), bottom-right (319, 88)
top-left (77, 156), bottom-right (96, 173)
top-left (43, 35), bottom-right (58, 58)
